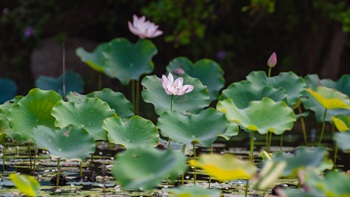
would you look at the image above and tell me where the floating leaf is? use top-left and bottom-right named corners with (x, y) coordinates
top-left (166, 57), bottom-right (225, 101)
top-left (52, 98), bottom-right (116, 141)
top-left (217, 97), bottom-right (295, 135)
top-left (8, 88), bottom-right (62, 143)
top-left (104, 116), bottom-right (159, 148)
top-left (219, 80), bottom-right (286, 109)
top-left (189, 153), bottom-right (257, 181)
top-left (35, 70), bottom-right (84, 96)
top-left (246, 71), bottom-right (306, 106)
top-left (112, 147), bottom-right (187, 190)
top-left (272, 146), bottom-right (333, 177)
top-left (331, 115), bottom-right (350, 132)
top-left (334, 131), bottom-right (350, 152)
top-left (9, 173), bottom-right (40, 197)
top-left (169, 186), bottom-right (221, 197)
top-left (157, 108), bottom-right (228, 146)
top-left (103, 38), bottom-right (157, 85)
top-left (76, 43), bottom-right (108, 72)
top-left (33, 125), bottom-right (95, 161)
top-left (0, 78), bottom-right (17, 104)
top-left (142, 74), bottom-right (210, 115)
top-left (87, 88), bottom-right (134, 118)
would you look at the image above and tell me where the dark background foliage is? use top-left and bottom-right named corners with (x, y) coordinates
top-left (0, 0), bottom-right (349, 95)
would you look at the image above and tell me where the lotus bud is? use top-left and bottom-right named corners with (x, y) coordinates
top-left (267, 52), bottom-right (277, 67)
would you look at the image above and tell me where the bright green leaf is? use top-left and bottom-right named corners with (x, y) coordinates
top-left (76, 43), bottom-right (108, 73)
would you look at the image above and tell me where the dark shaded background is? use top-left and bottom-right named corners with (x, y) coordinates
top-left (0, 0), bottom-right (349, 96)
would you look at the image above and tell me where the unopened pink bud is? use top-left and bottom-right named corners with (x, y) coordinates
top-left (267, 52), bottom-right (277, 67)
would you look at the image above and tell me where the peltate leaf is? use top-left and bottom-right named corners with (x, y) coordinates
top-left (76, 43), bottom-right (108, 72)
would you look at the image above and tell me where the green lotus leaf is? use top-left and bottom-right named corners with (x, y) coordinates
top-left (218, 121), bottom-right (239, 140)
top-left (219, 80), bottom-right (286, 109)
top-left (306, 87), bottom-right (350, 109)
top-left (33, 125), bottom-right (95, 161)
top-left (112, 147), bottom-right (187, 190)
top-left (103, 38), bottom-right (157, 85)
top-left (246, 71), bottom-right (306, 107)
top-left (0, 78), bottom-right (17, 104)
top-left (166, 57), bottom-right (225, 102)
top-left (9, 173), bottom-right (40, 197)
top-left (217, 97), bottom-right (296, 135)
top-left (141, 74), bottom-right (210, 115)
top-left (76, 43), bottom-right (108, 72)
top-left (157, 108), bottom-right (228, 146)
top-left (252, 160), bottom-right (286, 190)
top-left (271, 146), bottom-right (333, 177)
top-left (104, 116), bottom-right (158, 148)
top-left (304, 74), bottom-right (350, 97)
top-left (169, 186), bottom-right (221, 197)
top-left (303, 170), bottom-right (350, 197)
top-left (0, 96), bottom-right (22, 134)
top-left (35, 70), bottom-right (84, 96)
top-left (334, 131), bottom-right (350, 152)
top-left (331, 115), bottom-right (350, 132)
top-left (7, 88), bottom-right (62, 143)
top-left (87, 88), bottom-right (134, 118)
top-left (189, 153), bottom-right (258, 181)
top-left (65, 91), bottom-right (88, 104)
top-left (51, 98), bottom-right (116, 141)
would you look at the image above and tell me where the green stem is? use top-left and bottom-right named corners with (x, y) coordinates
top-left (28, 143), bottom-right (32, 171)
top-left (79, 161), bottom-right (83, 177)
top-left (181, 143), bottom-right (186, 186)
top-left (250, 131), bottom-right (255, 162)
top-left (2, 140), bottom-right (6, 173)
top-left (56, 158), bottom-right (61, 189)
top-left (170, 95), bottom-right (174, 111)
top-left (209, 145), bottom-right (213, 188)
top-left (131, 80), bottom-right (136, 113)
top-left (280, 134), bottom-right (283, 151)
top-left (318, 108), bottom-right (328, 145)
top-left (267, 67), bottom-right (272, 78)
top-left (245, 180), bottom-right (249, 197)
top-left (33, 145), bottom-right (38, 172)
top-left (193, 143), bottom-right (197, 185)
top-left (298, 105), bottom-right (308, 145)
top-left (136, 79), bottom-right (140, 115)
top-left (333, 143), bottom-right (338, 167)
top-left (265, 133), bottom-right (269, 152)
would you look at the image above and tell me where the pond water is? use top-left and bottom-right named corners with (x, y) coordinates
top-left (0, 130), bottom-right (348, 196)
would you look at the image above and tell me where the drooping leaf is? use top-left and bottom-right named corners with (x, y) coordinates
top-left (252, 160), bottom-right (287, 190)
top-left (157, 108), bottom-right (228, 146)
top-left (51, 98), bottom-right (116, 141)
top-left (104, 116), bottom-right (159, 148)
top-left (9, 173), bottom-right (40, 197)
top-left (246, 71), bottom-right (306, 107)
top-left (189, 153), bottom-right (258, 181)
top-left (7, 88), bottom-right (62, 143)
top-left (112, 147), bottom-right (187, 190)
top-left (103, 38), bottom-right (157, 85)
top-left (33, 125), bottom-right (95, 161)
top-left (166, 57), bottom-right (225, 101)
top-left (305, 87), bottom-right (350, 109)
top-left (219, 80), bottom-right (286, 109)
top-left (35, 70), bottom-right (84, 96)
top-left (169, 186), bottom-right (221, 197)
top-left (217, 97), bottom-right (296, 135)
top-left (331, 115), bottom-right (350, 132)
top-left (76, 43), bottom-right (108, 73)
top-left (0, 78), bottom-right (17, 104)
top-left (141, 74), bottom-right (210, 115)
top-left (334, 131), bottom-right (350, 152)
top-left (304, 74), bottom-right (350, 97)
top-left (271, 146), bottom-right (333, 177)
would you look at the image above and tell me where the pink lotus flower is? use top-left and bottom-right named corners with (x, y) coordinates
top-left (128, 15), bottom-right (163, 39)
top-left (162, 73), bottom-right (194, 96)
top-left (267, 52), bottom-right (277, 67)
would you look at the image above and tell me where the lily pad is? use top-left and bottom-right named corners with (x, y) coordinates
top-left (219, 80), bottom-right (286, 109)
top-left (189, 153), bottom-right (258, 181)
top-left (0, 78), bottom-right (17, 104)
top-left (166, 57), bottom-right (225, 101)
top-left (141, 74), bottom-right (210, 115)
top-left (334, 131), bottom-right (350, 152)
top-left (35, 70), bottom-right (84, 96)
top-left (7, 88), bottom-right (62, 143)
top-left (271, 146), bottom-right (333, 177)
top-left (51, 97), bottom-right (116, 141)
top-left (76, 42), bottom-right (108, 72)
top-left (104, 116), bottom-right (159, 148)
top-left (157, 108), bottom-right (228, 146)
top-left (246, 71), bottom-right (306, 107)
top-left (331, 115), bottom-right (350, 132)
top-left (33, 125), bottom-right (96, 161)
top-left (9, 173), bottom-right (40, 197)
top-left (169, 186), bottom-right (221, 197)
top-left (112, 147), bottom-right (187, 190)
top-left (103, 38), bottom-right (157, 85)
top-left (217, 97), bottom-right (296, 135)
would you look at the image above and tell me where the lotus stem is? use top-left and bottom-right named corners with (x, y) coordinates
top-left (280, 134), bottom-right (283, 151)
top-left (33, 145), bottom-right (38, 172)
top-left (333, 144), bottom-right (338, 167)
top-left (318, 108), bottom-right (328, 145)
top-left (131, 80), bottom-right (136, 113)
top-left (181, 143), bottom-right (186, 185)
top-left (170, 95), bottom-right (174, 111)
top-left (79, 161), bottom-right (83, 177)
top-left (265, 133), bottom-right (269, 152)
top-left (245, 180), bottom-right (249, 197)
top-left (267, 67), bottom-right (272, 78)
top-left (2, 140), bottom-right (6, 173)
top-left (298, 105), bottom-right (308, 145)
top-left (62, 43), bottom-right (67, 101)
top-left (268, 132), bottom-right (272, 151)
top-left (136, 79), bottom-right (140, 115)
top-left (193, 143), bottom-right (197, 185)
top-left (249, 131), bottom-right (255, 162)
top-left (209, 145), bottom-right (213, 188)
top-left (56, 158), bottom-right (61, 189)
top-left (28, 143), bottom-right (32, 171)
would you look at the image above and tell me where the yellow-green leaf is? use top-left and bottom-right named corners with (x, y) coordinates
top-left (9, 173), bottom-right (40, 197)
top-left (331, 115), bottom-right (350, 132)
top-left (306, 87), bottom-right (350, 109)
